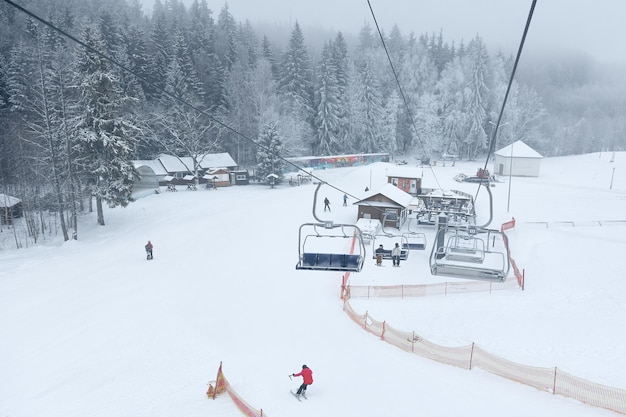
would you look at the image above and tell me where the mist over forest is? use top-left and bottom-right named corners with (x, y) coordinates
top-left (0, 0), bottom-right (624, 241)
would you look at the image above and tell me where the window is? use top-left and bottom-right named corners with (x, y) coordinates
top-left (384, 209), bottom-right (398, 221)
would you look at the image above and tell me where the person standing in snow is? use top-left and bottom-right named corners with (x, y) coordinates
top-left (324, 197), bottom-right (331, 212)
top-left (343, 194), bottom-right (348, 206)
top-left (292, 364), bottom-right (313, 398)
top-left (391, 242), bottom-right (401, 267)
top-left (145, 241), bottom-right (153, 260)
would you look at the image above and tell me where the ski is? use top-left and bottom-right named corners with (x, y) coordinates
top-left (290, 390), bottom-right (301, 401)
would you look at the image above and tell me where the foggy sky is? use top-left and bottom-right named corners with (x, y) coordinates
top-left (142, 0), bottom-right (626, 63)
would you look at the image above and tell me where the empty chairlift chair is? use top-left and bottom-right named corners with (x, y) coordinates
top-left (296, 223), bottom-right (366, 272)
top-left (429, 227), bottom-right (510, 282)
top-left (402, 232), bottom-right (427, 251)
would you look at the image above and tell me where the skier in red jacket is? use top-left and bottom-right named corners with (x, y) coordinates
top-left (292, 364), bottom-right (313, 398)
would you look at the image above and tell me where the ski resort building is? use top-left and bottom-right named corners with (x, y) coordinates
top-left (132, 153), bottom-right (241, 189)
top-left (386, 166), bottom-right (422, 196)
top-left (353, 183), bottom-right (414, 229)
top-left (0, 194), bottom-right (23, 225)
top-left (494, 140), bottom-right (543, 177)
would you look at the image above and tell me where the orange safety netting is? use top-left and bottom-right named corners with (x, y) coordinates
top-left (207, 362), bottom-right (266, 417)
top-left (340, 219), bottom-right (626, 414)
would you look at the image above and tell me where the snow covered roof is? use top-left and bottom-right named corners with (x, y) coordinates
top-left (357, 183), bottom-right (414, 207)
top-left (386, 166), bottom-right (422, 178)
top-left (157, 154), bottom-right (194, 173)
top-left (495, 140), bottom-right (543, 158)
top-left (380, 183), bottom-right (415, 206)
top-left (207, 168), bottom-right (230, 175)
top-left (198, 152), bottom-right (237, 170)
top-left (420, 189), bottom-right (470, 200)
top-left (0, 194), bottom-right (22, 207)
top-left (132, 160), bottom-right (168, 176)
top-left (155, 153), bottom-right (236, 173)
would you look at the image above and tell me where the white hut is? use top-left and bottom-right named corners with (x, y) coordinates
top-left (131, 160), bottom-right (163, 198)
top-left (493, 140), bottom-right (543, 177)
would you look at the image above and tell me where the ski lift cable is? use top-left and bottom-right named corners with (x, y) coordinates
top-left (366, 0), bottom-right (442, 191)
top-left (0, 0), bottom-right (367, 205)
top-left (473, 0), bottom-right (537, 204)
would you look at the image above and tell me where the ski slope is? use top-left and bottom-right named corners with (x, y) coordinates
top-left (1, 153), bottom-right (626, 416)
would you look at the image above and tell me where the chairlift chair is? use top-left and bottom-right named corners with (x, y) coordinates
top-left (296, 222), bottom-right (366, 272)
top-left (429, 227), bottom-right (510, 282)
top-left (403, 217), bottom-right (427, 250)
top-left (295, 181), bottom-right (367, 272)
top-left (402, 232), bottom-right (427, 250)
top-left (371, 233), bottom-right (409, 261)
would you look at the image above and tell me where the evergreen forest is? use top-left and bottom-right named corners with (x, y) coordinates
top-left (0, 0), bottom-right (624, 241)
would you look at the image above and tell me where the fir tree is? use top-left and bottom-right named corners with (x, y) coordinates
top-left (387, 24), bottom-right (406, 63)
top-left (122, 26), bottom-right (152, 100)
top-left (437, 56), bottom-right (468, 157)
top-left (164, 28), bottom-right (204, 104)
top-left (187, 0), bottom-right (214, 54)
top-left (382, 90), bottom-right (401, 157)
top-left (98, 10), bottom-right (121, 56)
top-left (255, 121), bottom-right (284, 181)
top-left (205, 59), bottom-right (228, 112)
top-left (238, 21), bottom-right (259, 70)
top-left (74, 23), bottom-right (138, 226)
top-left (278, 21), bottom-right (314, 152)
top-left (463, 34), bottom-right (490, 159)
top-left (6, 41), bottom-right (33, 113)
top-left (313, 41), bottom-right (341, 155)
top-left (356, 23), bottom-right (376, 54)
top-left (278, 22), bottom-right (313, 115)
top-left (215, 3), bottom-right (237, 71)
top-left (114, 42), bottom-right (146, 107)
top-left (187, 0), bottom-right (218, 110)
top-left (414, 92), bottom-right (441, 156)
top-left (354, 59), bottom-right (384, 153)
top-left (148, 9), bottom-right (171, 99)
top-left (261, 35), bottom-right (279, 80)
top-left (331, 32), bottom-right (350, 149)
